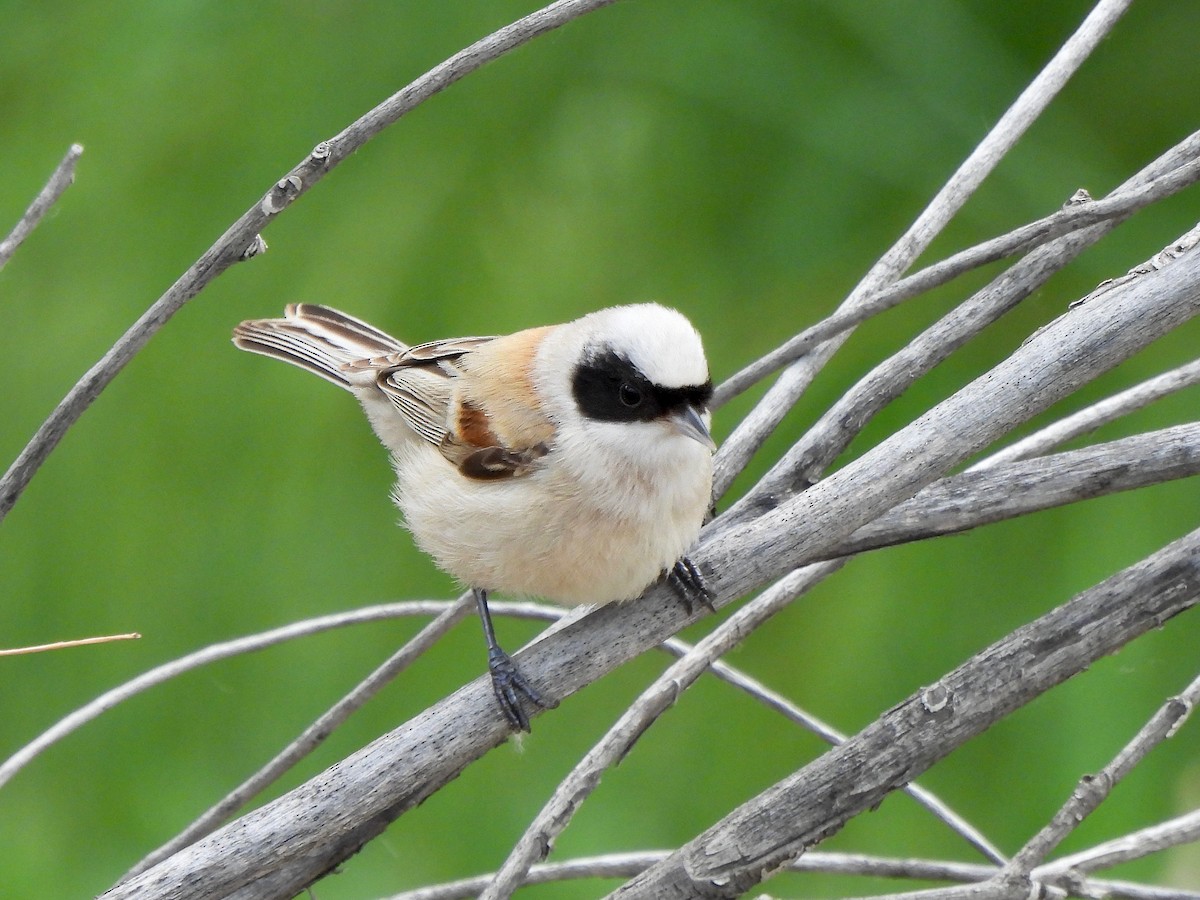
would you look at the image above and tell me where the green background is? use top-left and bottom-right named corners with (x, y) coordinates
top-left (2, 1), bottom-right (1199, 896)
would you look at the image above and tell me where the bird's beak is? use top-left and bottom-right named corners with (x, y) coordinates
top-left (671, 404), bottom-right (716, 451)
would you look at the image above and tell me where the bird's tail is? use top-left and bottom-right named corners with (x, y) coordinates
top-left (232, 303), bottom-right (407, 390)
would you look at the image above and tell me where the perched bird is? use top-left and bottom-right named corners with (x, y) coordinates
top-left (233, 303), bottom-right (716, 730)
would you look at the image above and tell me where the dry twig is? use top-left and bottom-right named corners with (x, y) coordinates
top-left (839, 672), bottom-right (1200, 900)
top-left (0, 632), bottom-right (139, 657)
top-left (711, 0), bottom-right (1136, 499)
top-left (0, 143), bottom-right (83, 271)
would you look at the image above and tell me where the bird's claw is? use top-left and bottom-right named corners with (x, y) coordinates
top-left (487, 645), bottom-right (556, 732)
top-left (667, 555), bottom-right (715, 615)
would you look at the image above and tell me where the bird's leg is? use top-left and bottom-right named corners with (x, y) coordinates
top-left (666, 555), bottom-right (715, 615)
top-left (474, 587), bottom-right (556, 732)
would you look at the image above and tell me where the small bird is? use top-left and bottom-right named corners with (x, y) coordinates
top-left (233, 303), bottom-right (716, 730)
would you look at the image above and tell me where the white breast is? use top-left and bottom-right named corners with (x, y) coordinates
top-left (390, 434), bottom-right (712, 605)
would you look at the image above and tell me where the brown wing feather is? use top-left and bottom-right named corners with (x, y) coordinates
top-left (456, 443), bottom-right (551, 480)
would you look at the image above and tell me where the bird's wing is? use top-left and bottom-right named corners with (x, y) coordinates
top-left (365, 336), bottom-right (552, 480)
top-left (347, 336), bottom-right (493, 449)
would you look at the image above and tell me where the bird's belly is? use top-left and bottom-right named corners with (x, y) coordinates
top-left (392, 446), bottom-right (709, 605)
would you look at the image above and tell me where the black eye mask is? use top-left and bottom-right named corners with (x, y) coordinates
top-left (571, 347), bottom-right (713, 425)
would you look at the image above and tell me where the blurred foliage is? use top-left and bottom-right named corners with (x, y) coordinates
top-left (2, 1), bottom-right (1199, 897)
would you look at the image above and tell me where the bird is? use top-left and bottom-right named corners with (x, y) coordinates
top-left (232, 302), bottom-right (716, 731)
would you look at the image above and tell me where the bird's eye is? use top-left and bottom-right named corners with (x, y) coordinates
top-left (618, 382), bottom-right (643, 407)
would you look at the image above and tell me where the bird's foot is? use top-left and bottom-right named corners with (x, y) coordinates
top-left (666, 555), bottom-right (715, 615)
top-left (487, 645), bottom-right (556, 733)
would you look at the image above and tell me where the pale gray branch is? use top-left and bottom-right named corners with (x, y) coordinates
top-left (710, 0), bottom-right (1135, 497)
top-left (608, 525), bottom-right (1200, 898)
top-left (839, 674), bottom-right (1200, 900)
top-left (480, 564), bottom-right (842, 900)
top-left (1045, 809), bottom-right (1200, 876)
top-left (122, 594), bottom-right (475, 880)
top-left (712, 152), bottom-right (1200, 411)
top-left (383, 851), bottom-right (1200, 900)
top-left (381, 854), bottom-right (1200, 900)
top-left (831, 423), bottom-right (1200, 559)
top-left (0, 143), bottom-right (83, 271)
top-left (386, 852), bottom-right (998, 900)
top-left (972, 327), bottom-right (1200, 472)
top-left (718, 132), bottom-right (1200, 523)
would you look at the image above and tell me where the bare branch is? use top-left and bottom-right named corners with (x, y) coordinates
top-left (480, 564), bottom-right (843, 899)
top-left (608, 527), bottom-right (1200, 898)
top-left (0, 143), bottom-right (83, 271)
top-left (1045, 809), bottom-right (1200, 876)
top-left (0, 0), bottom-right (619, 525)
top-left (0, 601), bottom-right (462, 790)
top-left (713, 152), bottom-right (1200, 411)
top-left (832, 423), bottom-right (1200, 558)
top-left (122, 594), bottom-right (474, 880)
top-left (971, 305), bottom-right (1200, 472)
top-left (840, 673), bottom-right (1200, 900)
top-left (384, 852), bottom-right (1200, 900)
top-left (711, 0), bottom-right (1135, 496)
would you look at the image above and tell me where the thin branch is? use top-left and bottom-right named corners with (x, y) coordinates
top-left (710, 0), bottom-right (1134, 498)
top-left (712, 152), bottom-right (1200, 410)
top-left (480, 564), bottom-right (844, 900)
top-left (387, 852), bottom-right (990, 900)
top-left (1001, 671), bottom-right (1200, 892)
top-left (384, 850), bottom-right (1200, 900)
top-left (0, 632), bottom-right (139, 656)
top-left (1044, 808), bottom-right (1200, 876)
top-left (830, 423), bottom-right (1200, 559)
top-left (121, 594), bottom-right (475, 880)
top-left (718, 140), bottom-right (1200, 523)
top-left (0, 143), bottom-right (83, 271)
top-left (971, 317), bottom-right (1200, 472)
top-left (677, 639), bottom-right (1007, 866)
top-left (0, 601), bottom-right (464, 790)
top-left (0, 0), bottom-right (619, 525)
